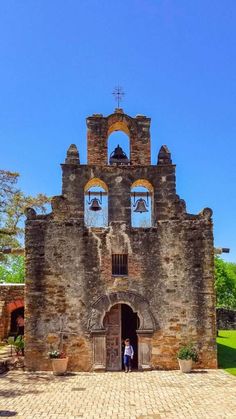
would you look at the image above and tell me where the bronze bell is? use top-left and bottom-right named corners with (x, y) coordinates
top-left (133, 198), bottom-right (148, 213)
top-left (89, 197), bottom-right (102, 211)
top-left (109, 144), bottom-right (129, 165)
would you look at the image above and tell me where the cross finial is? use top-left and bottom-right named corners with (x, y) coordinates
top-left (112, 85), bottom-right (125, 108)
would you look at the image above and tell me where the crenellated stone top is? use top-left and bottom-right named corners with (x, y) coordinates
top-left (65, 144), bottom-right (80, 165)
top-left (157, 145), bottom-right (172, 165)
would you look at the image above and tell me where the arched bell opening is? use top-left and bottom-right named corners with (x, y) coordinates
top-left (108, 130), bottom-right (130, 165)
top-left (103, 303), bottom-right (140, 371)
top-left (131, 179), bottom-right (154, 228)
top-left (84, 178), bottom-right (108, 228)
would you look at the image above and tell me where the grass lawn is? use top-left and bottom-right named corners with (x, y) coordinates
top-left (217, 330), bottom-right (236, 376)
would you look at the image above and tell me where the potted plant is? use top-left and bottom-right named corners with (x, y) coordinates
top-left (177, 343), bottom-right (198, 373)
top-left (48, 350), bottom-right (68, 375)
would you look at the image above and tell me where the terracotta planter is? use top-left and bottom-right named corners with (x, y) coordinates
top-left (51, 357), bottom-right (69, 375)
top-left (178, 358), bottom-right (192, 373)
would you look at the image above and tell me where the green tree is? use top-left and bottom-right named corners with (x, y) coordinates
top-left (0, 170), bottom-right (50, 249)
top-left (215, 257), bottom-right (236, 309)
top-left (0, 169), bottom-right (50, 283)
top-left (0, 170), bottom-right (19, 248)
top-left (0, 255), bottom-right (24, 283)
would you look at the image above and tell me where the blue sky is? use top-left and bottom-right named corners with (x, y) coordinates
top-left (0, 0), bottom-right (235, 261)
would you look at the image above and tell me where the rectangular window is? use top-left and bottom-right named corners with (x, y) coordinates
top-left (112, 254), bottom-right (128, 276)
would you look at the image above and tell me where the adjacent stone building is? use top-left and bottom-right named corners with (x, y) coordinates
top-left (0, 284), bottom-right (24, 341)
top-left (25, 109), bottom-right (217, 371)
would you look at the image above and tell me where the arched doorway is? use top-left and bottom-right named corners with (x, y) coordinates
top-left (10, 306), bottom-right (24, 336)
top-left (89, 291), bottom-right (155, 371)
top-left (103, 303), bottom-right (139, 371)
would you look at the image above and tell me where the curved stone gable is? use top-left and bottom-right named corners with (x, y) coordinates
top-left (88, 291), bottom-right (156, 331)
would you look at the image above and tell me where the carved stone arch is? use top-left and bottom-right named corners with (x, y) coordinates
top-left (6, 299), bottom-right (24, 314)
top-left (88, 291), bottom-right (156, 332)
top-left (89, 291), bottom-right (156, 371)
top-left (106, 112), bottom-right (138, 137)
top-left (131, 179), bottom-right (154, 193)
top-left (84, 177), bottom-right (108, 193)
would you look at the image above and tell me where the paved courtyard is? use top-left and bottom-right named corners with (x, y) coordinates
top-left (0, 370), bottom-right (236, 419)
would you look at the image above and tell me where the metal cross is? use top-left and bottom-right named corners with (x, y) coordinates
top-left (112, 86), bottom-right (125, 108)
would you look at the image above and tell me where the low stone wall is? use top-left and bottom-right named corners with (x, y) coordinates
top-left (217, 308), bottom-right (236, 330)
top-left (0, 284), bottom-right (24, 340)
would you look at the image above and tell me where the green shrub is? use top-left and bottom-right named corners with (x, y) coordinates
top-left (7, 335), bottom-right (24, 355)
top-left (177, 344), bottom-right (198, 362)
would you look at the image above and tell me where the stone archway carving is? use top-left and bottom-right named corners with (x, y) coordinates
top-left (89, 291), bottom-right (156, 371)
top-left (107, 113), bottom-right (138, 137)
top-left (88, 291), bottom-right (156, 332)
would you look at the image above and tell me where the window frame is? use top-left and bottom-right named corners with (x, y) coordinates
top-left (112, 254), bottom-right (128, 276)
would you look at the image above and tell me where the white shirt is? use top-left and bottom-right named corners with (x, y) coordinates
top-left (124, 345), bottom-right (134, 357)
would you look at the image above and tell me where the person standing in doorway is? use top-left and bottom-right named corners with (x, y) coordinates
top-left (124, 338), bottom-right (134, 372)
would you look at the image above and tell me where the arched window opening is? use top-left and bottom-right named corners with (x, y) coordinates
top-left (84, 179), bottom-right (108, 228)
top-left (108, 131), bottom-right (130, 165)
top-left (131, 180), bottom-right (153, 228)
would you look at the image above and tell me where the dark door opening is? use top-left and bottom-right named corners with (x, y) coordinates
top-left (104, 303), bottom-right (139, 371)
top-left (121, 304), bottom-right (139, 369)
top-left (10, 307), bottom-right (24, 336)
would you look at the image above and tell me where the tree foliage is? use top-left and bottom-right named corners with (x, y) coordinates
top-left (0, 169), bottom-right (50, 283)
top-left (215, 257), bottom-right (236, 309)
top-left (0, 169), bottom-right (50, 249)
top-left (0, 255), bottom-right (24, 283)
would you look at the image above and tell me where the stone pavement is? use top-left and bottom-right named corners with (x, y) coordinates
top-left (0, 370), bottom-right (236, 419)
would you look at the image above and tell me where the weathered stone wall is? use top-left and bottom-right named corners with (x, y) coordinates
top-left (25, 110), bottom-right (217, 371)
top-left (0, 284), bottom-right (24, 340)
top-left (217, 308), bottom-right (236, 330)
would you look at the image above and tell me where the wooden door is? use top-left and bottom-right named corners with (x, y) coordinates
top-left (104, 304), bottom-right (121, 371)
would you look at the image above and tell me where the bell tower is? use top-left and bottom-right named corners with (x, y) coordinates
top-left (87, 109), bottom-right (151, 166)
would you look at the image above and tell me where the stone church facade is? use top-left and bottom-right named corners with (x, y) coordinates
top-left (24, 109), bottom-right (217, 371)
